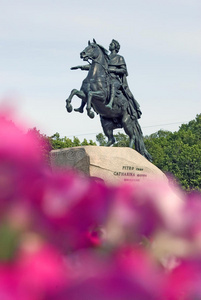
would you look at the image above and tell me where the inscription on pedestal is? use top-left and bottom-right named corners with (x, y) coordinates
top-left (113, 165), bottom-right (148, 182)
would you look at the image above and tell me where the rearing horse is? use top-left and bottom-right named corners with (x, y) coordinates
top-left (66, 40), bottom-right (115, 119)
top-left (65, 40), bottom-right (152, 161)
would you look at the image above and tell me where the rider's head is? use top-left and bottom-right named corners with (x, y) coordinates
top-left (111, 39), bottom-right (120, 53)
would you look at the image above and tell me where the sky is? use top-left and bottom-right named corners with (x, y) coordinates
top-left (0, 0), bottom-right (200, 143)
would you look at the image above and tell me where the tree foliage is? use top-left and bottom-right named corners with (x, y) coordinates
top-left (96, 133), bottom-right (107, 146)
top-left (145, 114), bottom-right (201, 190)
top-left (50, 132), bottom-right (96, 150)
top-left (96, 132), bottom-right (129, 147)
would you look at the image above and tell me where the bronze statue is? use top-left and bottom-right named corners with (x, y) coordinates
top-left (66, 39), bottom-right (152, 161)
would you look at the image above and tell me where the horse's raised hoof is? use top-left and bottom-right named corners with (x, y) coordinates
top-left (74, 107), bottom-right (84, 113)
top-left (87, 110), bottom-right (95, 119)
top-left (66, 101), bottom-right (73, 113)
top-left (106, 137), bottom-right (115, 147)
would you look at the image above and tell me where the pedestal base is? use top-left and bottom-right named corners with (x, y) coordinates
top-left (50, 146), bottom-right (166, 185)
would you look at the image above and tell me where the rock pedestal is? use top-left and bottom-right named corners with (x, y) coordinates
top-left (50, 146), bottom-right (166, 185)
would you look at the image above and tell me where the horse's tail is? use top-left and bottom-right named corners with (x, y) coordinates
top-left (133, 119), bottom-right (152, 161)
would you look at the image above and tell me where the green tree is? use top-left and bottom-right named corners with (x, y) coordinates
top-left (81, 138), bottom-right (96, 146)
top-left (72, 137), bottom-right (81, 147)
top-left (96, 133), bottom-right (107, 146)
top-left (96, 132), bottom-right (129, 147)
top-left (50, 133), bottom-right (96, 149)
top-left (112, 132), bottom-right (130, 147)
top-left (50, 132), bottom-right (66, 149)
top-left (144, 114), bottom-right (201, 190)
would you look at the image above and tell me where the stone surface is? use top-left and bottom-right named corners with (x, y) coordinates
top-left (50, 146), bottom-right (166, 185)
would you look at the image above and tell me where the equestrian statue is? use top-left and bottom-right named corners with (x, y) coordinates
top-left (65, 39), bottom-right (152, 161)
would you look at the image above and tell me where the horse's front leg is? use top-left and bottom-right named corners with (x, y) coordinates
top-left (86, 90), bottom-right (104, 119)
top-left (66, 89), bottom-right (85, 113)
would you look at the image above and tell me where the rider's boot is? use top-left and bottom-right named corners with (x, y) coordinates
top-left (74, 100), bottom-right (85, 113)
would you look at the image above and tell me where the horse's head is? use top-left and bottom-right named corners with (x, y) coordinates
top-left (80, 39), bottom-right (109, 62)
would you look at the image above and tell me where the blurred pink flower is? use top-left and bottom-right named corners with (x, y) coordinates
top-left (162, 258), bottom-right (201, 300)
top-left (16, 239), bottom-right (67, 299)
top-left (0, 114), bottom-right (46, 219)
top-left (105, 180), bottom-right (185, 247)
top-left (0, 114), bottom-right (43, 165)
top-left (0, 263), bottom-right (28, 300)
top-left (182, 191), bottom-right (201, 240)
top-left (0, 241), bottom-right (68, 300)
top-left (1, 110), bottom-right (201, 300)
top-left (46, 247), bottom-right (162, 300)
top-left (31, 170), bottom-right (111, 250)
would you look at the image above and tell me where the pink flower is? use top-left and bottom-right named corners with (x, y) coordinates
top-left (1, 109), bottom-right (201, 300)
top-left (31, 170), bottom-right (111, 250)
top-left (0, 240), bottom-right (68, 300)
top-left (0, 114), bottom-right (43, 165)
top-left (182, 191), bottom-right (201, 240)
top-left (0, 114), bottom-right (46, 218)
top-left (162, 258), bottom-right (201, 300)
top-left (46, 247), bottom-right (162, 300)
top-left (105, 180), bottom-right (185, 246)
top-left (16, 239), bottom-right (67, 298)
top-left (0, 263), bottom-right (28, 300)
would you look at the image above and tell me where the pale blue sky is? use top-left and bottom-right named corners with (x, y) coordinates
top-left (0, 0), bottom-right (200, 141)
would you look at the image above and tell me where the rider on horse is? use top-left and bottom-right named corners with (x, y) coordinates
top-left (66, 39), bottom-right (152, 161)
top-left (71, 40), bottom-right (142, 120)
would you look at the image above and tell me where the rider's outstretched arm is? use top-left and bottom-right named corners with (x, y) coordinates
top-left (71, 65), bottom-right (90, 71)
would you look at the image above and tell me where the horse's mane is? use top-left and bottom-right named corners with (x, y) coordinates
top-left (96, 43), bottom-right (109, 62)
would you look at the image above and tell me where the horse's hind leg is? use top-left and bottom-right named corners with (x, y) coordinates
top-left (100, 117), bottom-right (116, 146)
top-left (122, 113), bottom-right (135, 148)
top-left (105, 129), bottom-right (115, 146)
top-left (66, 89), bottom-right (85, 113)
